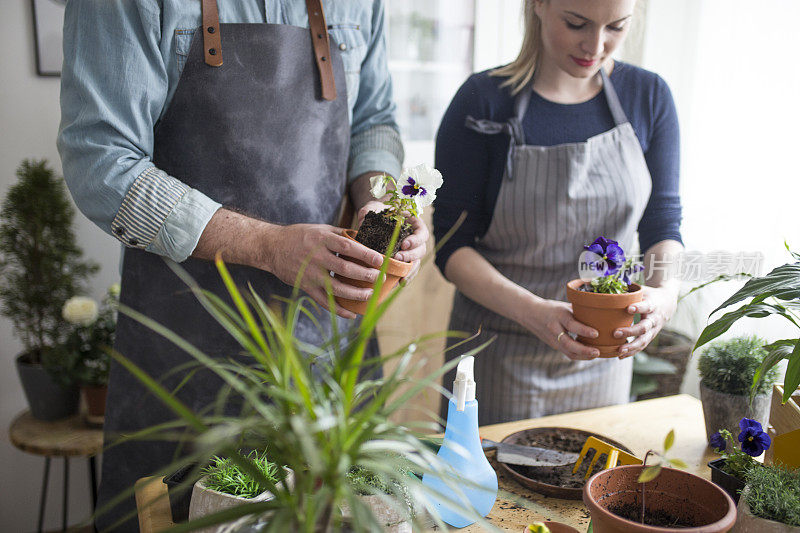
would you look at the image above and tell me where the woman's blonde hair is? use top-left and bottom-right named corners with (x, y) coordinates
top-left (491, 0), bottom-right (541, 95)
top-left (492, 0), bottom-right (642, 95)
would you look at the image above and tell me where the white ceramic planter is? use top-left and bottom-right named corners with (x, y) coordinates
top-left (341, 494), bottom-right (413, 532)
top-left (188, 469), bottom-right (294, 533)
top-left (732, 486), bottom-right (800, 533)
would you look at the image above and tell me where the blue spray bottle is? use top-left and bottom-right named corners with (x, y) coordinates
top-left (422, 356), bottom-right (498, 528)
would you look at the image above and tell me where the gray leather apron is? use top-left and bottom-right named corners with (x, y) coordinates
top-left (443, 68), bottom-right (652, 425)
top-left (96, 2), bottom-right (371, 530)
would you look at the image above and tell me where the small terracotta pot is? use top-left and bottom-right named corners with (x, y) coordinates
top-left (565, 279), bottom-right (643, 357)
top-left (584, 465), bottom-right (736, 533)
top-left (81, 385), bottom-right (108, 417)
top-left (334, 229), bottom-right (413, 315)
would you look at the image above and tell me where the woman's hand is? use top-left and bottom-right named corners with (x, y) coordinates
top-left (523, 299), bottom-right (601, 361)
top-left (356, 202), bottom-right (429, 283)
top-left (613, 285), bottom-right (679, 358)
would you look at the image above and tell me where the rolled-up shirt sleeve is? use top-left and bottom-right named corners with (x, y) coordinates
top-left (57, 0), bottom-right (220, 263)
top-left (347, 0), bottom-right (403, 181)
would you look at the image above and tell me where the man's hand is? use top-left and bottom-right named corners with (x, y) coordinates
top-left (193, 209), bottom-right (384, 319)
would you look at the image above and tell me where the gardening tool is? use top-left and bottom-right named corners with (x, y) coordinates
top-left (481, 439), bottom-right (580, 467)
top-left (571, 436), bottom-right (641, 479)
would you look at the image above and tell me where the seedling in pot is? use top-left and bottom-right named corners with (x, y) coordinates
top-left (635, 429), bottom-right (688, 525)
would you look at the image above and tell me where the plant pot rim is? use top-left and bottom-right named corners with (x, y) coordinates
top-left (342, 228), bottom-right (412, 270)
top-left (566, 278), bottom-right (642, 298)
top-left (583, 464), bottom-right (737, 532)
top-left (195, 474), bottom-right (281, 502)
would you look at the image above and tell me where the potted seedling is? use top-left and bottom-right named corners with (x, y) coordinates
top-left (733, 463), bottom-right (800, 533)
top-left (708, 417), bottom-right (772, 504)
top-left (44, 285), bottom-right (119, 424)
top-left (566, 237), bottom-right (644, 356)
top-left (335, 163), bottom-right (443, 315)
top-left (0, 159), bottom-right (98, 420)
top-left (698, 335), bottom-right (778, 446)
top-left (583, 430), bottom-right (737, 532)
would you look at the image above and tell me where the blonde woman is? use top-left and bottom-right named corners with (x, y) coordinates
top-left (433, 0), bottom-right (684, 424)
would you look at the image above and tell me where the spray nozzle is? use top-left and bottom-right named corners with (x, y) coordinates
top-left (453, 355), bottom-right (476, 411)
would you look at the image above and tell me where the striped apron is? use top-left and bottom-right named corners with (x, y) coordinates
top-left (443, 68), bottom-right (652, 425)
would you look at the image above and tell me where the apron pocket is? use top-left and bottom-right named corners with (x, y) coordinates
top-left (327, 23), bottom-right (366, 109)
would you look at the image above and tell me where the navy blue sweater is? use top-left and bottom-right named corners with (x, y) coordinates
top-left (433, 62), bottom-right (683, 277)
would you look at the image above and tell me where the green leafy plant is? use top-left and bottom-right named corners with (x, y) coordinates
top-left (698, 336), bottom-right (780, 396)
top-left (694, 243), bottom-right (800, 404)
top-left (105, 222), bottom-right (495, 532)
top-left (636, 429), bottom-right (688, 524)
top-left (743, 463), bottom-right (800, 527)
top-left (201, 450), bottom-right (280, 499)
top-left (43, 285), bottom-right (119, 387)
top-left (0, 159), bottom-right (98, 364)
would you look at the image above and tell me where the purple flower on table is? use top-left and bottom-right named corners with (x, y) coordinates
top-left (583, 237), bottom-right (625, 275)
top-left (737, 418), bottom-right (771, 457)
top-left (709, 431), bottom-right (726, 451)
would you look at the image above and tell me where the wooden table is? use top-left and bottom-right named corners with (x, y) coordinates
top-left (9, 410), bottom-right (104, 533)
top-left (136, 394), bottom-right (714, 532)
top-left (466, 394), bottom-right (714, 532)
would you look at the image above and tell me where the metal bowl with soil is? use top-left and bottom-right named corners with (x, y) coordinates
top-left (497, 427), bottom-right (634, 500)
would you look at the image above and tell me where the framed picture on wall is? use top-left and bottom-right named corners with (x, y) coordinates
top-left (31, 0), bottom-right (67, 77)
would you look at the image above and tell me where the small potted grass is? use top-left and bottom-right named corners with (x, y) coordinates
top-left (566, 237), bottom-right (643, 356)
top-left (189, 450), bottom-right (293, 530)
top-left (735, 463), bottom-right (800, 532)
top-left (343, 465), bottom-right (416, 532)
top-left (335, 164), bottom-right (442, 315)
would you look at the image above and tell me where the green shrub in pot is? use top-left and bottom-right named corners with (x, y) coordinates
top-left (0, 159), bottom-right (98, 420)
top-left (697, 335), bottom-right (779, 444)
top-left (734, 463), bottom-right (800, 531)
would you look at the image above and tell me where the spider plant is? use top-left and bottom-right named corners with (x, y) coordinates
top-left (104, 222), bottom-right (497, 532)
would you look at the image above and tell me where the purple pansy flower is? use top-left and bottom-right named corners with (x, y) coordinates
top-left (583, 237), bottom-right (625, 275)
top-left (709, 431), bottom-right (726, 451)
top-left (737, 418), bottom-right (771, 457)
top-left (401, 177), bottom-right (427, 198)
top-left (621, 263), bottom-right (645, 285)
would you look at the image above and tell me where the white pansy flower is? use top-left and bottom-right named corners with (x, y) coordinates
top-left (398, 163), bottom-right (443, 214)
top-left (369, 174), bottom-right (388, 199)
top-left (62, 296), bottom-right (99, 326)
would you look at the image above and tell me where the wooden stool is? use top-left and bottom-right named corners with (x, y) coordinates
top-left (9, 410), bottom-right (103, 532)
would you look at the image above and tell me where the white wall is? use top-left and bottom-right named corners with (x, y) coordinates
top-left (641, 0), bottom-right (800, 394)
top-left (0, 2), bottom-right (120, 530)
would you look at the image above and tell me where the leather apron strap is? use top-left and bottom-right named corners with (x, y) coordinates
top-left (201, 0), bottom-right (337, 100)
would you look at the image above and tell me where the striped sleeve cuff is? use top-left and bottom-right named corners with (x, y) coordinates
top-left (110, 166), bottom-right (221, 263)
top-left (348, 124), bottom-right (404, 182)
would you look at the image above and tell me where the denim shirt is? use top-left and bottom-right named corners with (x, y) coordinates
top-left (58, 0), bottom-right (402, 262)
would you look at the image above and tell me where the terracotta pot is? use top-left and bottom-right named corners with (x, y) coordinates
top-left (566, 279), bottom-right (643, 357)
top-left (583, 465), bottom-right (736, 532)
top-left (334, 229), bottom-right (413, 315)
top-left (733, 485), bottom-right (800, 532)
top-left (81, 385), bottom-right (107, 417)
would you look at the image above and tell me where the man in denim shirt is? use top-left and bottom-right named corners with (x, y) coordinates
top-left (59, 1), bottom-right (427, 529)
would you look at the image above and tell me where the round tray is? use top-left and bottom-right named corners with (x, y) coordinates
top-left (497, 426), bottom-right (634, 500)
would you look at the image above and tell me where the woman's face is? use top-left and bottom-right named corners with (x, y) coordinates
top-left (534, 0), bottom-right (636, 79)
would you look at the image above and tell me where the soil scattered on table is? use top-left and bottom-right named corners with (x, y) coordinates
top-left (608, 503), bottom-right (695, 528)
top-left (505, 430), bottom-right (612, 489)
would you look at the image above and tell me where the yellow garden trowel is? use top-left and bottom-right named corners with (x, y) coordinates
top-left (572, 436), bottom-right (642, 479)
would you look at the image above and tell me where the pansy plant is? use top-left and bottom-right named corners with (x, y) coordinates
top-left (710, 417), bottom-right (772, 479)
top-left (369, 163), bottom-right (443, 223)
top-left (582, 236), bottom-right (644, 294)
